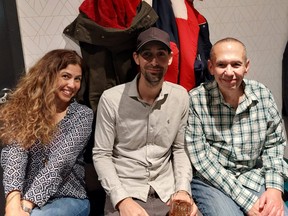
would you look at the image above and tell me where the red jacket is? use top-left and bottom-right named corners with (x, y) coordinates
top-left (79, 0), bottom-right (141, 29)
top-left (171, 0), bottom-right (208, 91)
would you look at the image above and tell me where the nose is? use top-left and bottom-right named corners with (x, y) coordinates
top-left (150, 56), bottom-right (158, 66)
top-left (225, 65), bottom-right (234, 76)
top-left (67, 79), bottom-right (76, 88)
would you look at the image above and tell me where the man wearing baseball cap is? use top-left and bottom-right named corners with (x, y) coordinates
top-left (93, 27), bottom-right (198, 215)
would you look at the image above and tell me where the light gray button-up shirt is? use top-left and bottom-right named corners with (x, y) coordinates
top-left (93, 75), bottom-right (192, 208)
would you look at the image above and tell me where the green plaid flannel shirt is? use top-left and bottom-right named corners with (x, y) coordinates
top-left (186, 79), bottom-right (288, 212)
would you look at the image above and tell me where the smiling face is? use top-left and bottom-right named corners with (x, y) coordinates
top-left (133, 42), bottom-right (173, 86)
top-left (54, 64), bottom-right (82, 109)
top-left (208, 40), bottom-right (250, 95)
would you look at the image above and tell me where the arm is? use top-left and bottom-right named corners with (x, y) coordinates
top-left (172, 92), bottom-right (192, 195)
top-left (186, 100), bottom-right (258, 212)
top-left (1, 144), bottom-right (27, 196)
top-left (93, 94), bottom-right (148, 214)
top-left (1, 146), bottom-right (30, 215)
top-left (22, 108), bottom-right (93, 207)
top-left (92, 94), bottom-right (130, 208)
top-left (171, 93), bottom-right (198, 216)
top-left (257, 93), bottom-right (288, 215)
top-left (262, 93), bottom-right (287, 191)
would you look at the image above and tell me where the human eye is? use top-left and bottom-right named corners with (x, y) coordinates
top-left (216, 63), bottom-right (226, 68)
top-left (233, 62), bottom-right (242, 68)
top-left (61, 73), bottom-right (70, 79)
top-left (157, 51), bottom-right (167, 57)
top-left (75, 76), bottom-right (82, 82)
top-left (141, 51), bottom-right (153, 59)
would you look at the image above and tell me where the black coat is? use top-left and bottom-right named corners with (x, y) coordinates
top-left (63, 1), bottom-right (158, 112)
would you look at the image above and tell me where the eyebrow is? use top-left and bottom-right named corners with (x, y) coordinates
top-left (216, 59), bottom-right (243, 64)
top-left (140, 46), bottom-right (168, 52)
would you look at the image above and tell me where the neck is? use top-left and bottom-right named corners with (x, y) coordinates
top-left (137, 78), bottom-right (163, 105)
top-left (54, 101), bottom-right (69, 124)
top-left (54, 108), bottom-right (67, 124)
top-left (220, 87), bottom-right (244, 109)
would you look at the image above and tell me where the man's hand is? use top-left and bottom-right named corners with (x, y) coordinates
top-left (247, 188), bottom-right (285, 216)
top-left (117, 197), bottom-right (149, 216)
top-left (168, 190), bottom-right (198, 216)
top-left (247, 199), bottom-right (261, 216)
top-left (258, 188), bottom-right (284, 216)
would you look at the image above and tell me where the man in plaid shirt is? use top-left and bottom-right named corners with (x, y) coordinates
top-left (186, 37), bottom-right (288, 216)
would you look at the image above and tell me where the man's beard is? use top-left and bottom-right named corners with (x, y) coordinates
top-left (142, 68), bottom-right (164, 86)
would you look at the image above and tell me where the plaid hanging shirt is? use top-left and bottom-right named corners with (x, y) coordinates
top-left (186, 79), bottom-right (288, 212)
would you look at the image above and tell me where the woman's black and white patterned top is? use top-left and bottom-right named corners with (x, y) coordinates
top-left (1, 101), bottom-right (94, 207)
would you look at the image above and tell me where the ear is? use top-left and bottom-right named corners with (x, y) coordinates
top-left (133, 52), bottom-right (140, 65)
top-left (244, 59), bottom-right (250, 75)
top-left (168, 52), bottom-right (173, 66)
top-left (207, 59), bottom-right (214, 75)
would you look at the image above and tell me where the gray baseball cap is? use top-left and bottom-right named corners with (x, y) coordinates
top-left (136, 27), bottom-right (171, 52)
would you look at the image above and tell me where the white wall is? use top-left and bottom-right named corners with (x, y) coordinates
top-left (15, 0), bottom-right (82, 67)
top-left (193, 0), bottom-right (288, 157)
top-left (194, 0), bottom-right (288, 110)
top-left (16, 0), bottom-right (288, 111)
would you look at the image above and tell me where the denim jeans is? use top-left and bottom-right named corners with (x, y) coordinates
top-left (192, 178), bottom-right (288, 216)
top-left (31, 197), bottom-right (90, 216)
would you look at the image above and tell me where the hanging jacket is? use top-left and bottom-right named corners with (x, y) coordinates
top-left (79, 0), bottom-right (140, 29)
top-left (63, 1), bottom-right (158, 112)
top-left (194, 10), bottom-right (213, 87)
top-left (170, 0), bottom-right (198, 91)
top-left (170, 0), bottom-right (212, 91)
top-left (152, 0), bottom-right (179, 83)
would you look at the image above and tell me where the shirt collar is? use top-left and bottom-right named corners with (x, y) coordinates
top-left (127, 74), bottom-right (168, 103)
top-left (207, 79), bottom-right (259, 106)
top-left (242, 79), bottom-right (259, 102)
top-left (66, 99), bottom-right (77, 115)
top-left (206, 80), bottom-right (222, 106)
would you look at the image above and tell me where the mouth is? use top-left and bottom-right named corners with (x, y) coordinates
top-left (223, 78), bottom-right (236, 83)
top-left (62, 89), bottom-right (74, 97)
top-left (148, 68), bottom-right (163, 76)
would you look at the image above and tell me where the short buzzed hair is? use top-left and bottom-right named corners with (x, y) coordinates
top-left (210, 37), bottom-right (248, 62)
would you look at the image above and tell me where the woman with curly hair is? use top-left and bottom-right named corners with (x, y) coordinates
top-left (0, 49), bottom-right (94, 216)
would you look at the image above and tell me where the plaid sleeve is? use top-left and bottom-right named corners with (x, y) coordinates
top-left (262, 92), bottom-right (288, 191)
top-left (186, 96), bottom-right (258, 212)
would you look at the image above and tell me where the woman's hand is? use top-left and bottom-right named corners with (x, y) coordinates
top-left (5, 191), bottom-right (29, 216)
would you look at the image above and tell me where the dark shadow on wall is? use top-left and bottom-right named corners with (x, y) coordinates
top-left (285, 117), bottom-right (288, 135)
top-left (0, 0), bottom-right (25, 214)
top-left (284, 116), bottom-right (288, 159)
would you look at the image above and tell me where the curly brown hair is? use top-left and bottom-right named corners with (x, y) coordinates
top-left (0, 49), bottom-right (83, 149)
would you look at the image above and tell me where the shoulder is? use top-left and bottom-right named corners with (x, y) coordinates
top-left (164, 81), bottom-right (188, 96)
top-left (245, 79), bottom-right (268, 89)
top-left (188, 81), bottom-right (215, 98)
top-left (70, 101), bottom-right (94, 119)
top-left (244, 79), bottom-right (272, 98)
top-left (163, 82), bottom-right (189, 106)
top-left (163, 82), bottom-right (189, 109)
top-left (102, 83), bottom-right (126, 97)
